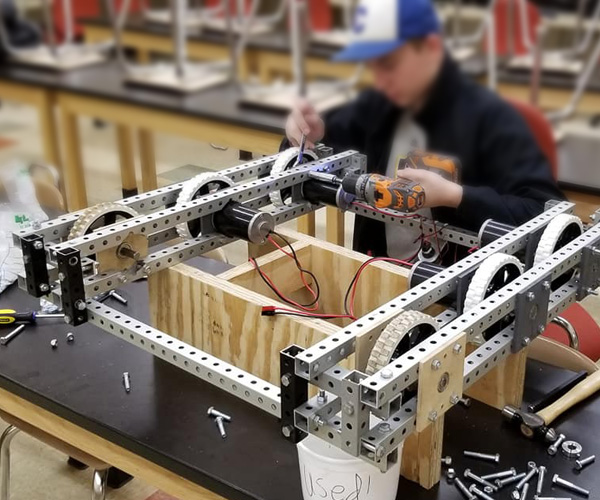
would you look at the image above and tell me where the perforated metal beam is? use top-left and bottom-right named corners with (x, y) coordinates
top-left (360, 221), bottom-right (600, 408)
top-left (294, 201), bottom-right (575, 381)
top-left (87, 299), bottom-right (281, 417)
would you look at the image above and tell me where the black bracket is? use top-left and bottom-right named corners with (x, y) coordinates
top-left (577, 245), bottom-right (600, 301)
top-left (512, 273), bottom-right (552, 353)
top-left (20, 234), bottom-right (50, 298)
top-left (56, 247), bottom-right (88, 326)
top-left (280, 345), bottom-right (308, 444)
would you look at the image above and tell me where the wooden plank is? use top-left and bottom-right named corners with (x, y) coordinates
top-left (59, 107), bottom-right (88, 210)
top-left (116, 124), bottom-right (138, 194)
top-left (0, 388), bottom-right (226, 500)
top-left (325, 207), bottom-right (344, 246)
top-left (400, 418), bottom-right (444, 490)
top-left (465, 347), bottom-right (529, 410)
top-left (566, 190), bottom-right (600, 221)
top-left (148, 264), bottom-right (338, 385)
top-left (415, 333), bottom-right (465, 432)
top-left (297, 213), bottom-right (316, 237)
top-left (139, 128), bottom-right (158, 192)
top-left (56, 92), bottom-right (282, 155)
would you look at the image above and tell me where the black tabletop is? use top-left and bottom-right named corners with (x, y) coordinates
top-left (81, 14), bottom-right (345, 60)
top-left (1, 278), bottom-right (599, 500)
top-left (0, 61), bottom-right (287, 135)
top-left (80, 14), bottom-right (600, 93)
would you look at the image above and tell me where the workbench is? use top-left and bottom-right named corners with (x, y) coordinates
top-left (1, 278), bottom-right (599, 500)
top-left (81, 14), bottom-right (600, 114)
top-left (81, 15), bottom-right (370, 86)
top-left (0, 61), bottom-right (345, 245)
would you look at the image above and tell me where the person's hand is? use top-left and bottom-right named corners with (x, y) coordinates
top-left (399, 168), bottom-right (463, 209)
top-left (285, 98), bottom-right (325, 150)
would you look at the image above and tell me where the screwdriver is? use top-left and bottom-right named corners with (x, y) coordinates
top-left (294, 133), bottom-right (307, 168)
top-left (0, 309), bottom-right (65, 326)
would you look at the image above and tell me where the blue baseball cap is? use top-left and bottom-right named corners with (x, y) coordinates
top-left (333, 0), bottom-right (441, 62)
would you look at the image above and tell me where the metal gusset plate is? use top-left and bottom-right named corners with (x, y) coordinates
top-left (512, 274), bottom-right (552, 352)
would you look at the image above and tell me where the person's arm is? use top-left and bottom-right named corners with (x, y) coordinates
top-left (400, 98), bottom-right (565, 230)
top-left (455, 99), bottom-right (565, 229)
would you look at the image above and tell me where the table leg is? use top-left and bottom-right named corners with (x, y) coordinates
top-left (138, 129), bottom-right (158, 192)
top-left (297, 214), bottom-right (316, 237)
top-left (59, 108), bottom-right (88, 210)
top-left (37, 94), bottom-right (61, 171)
top-left (325, 207), bottom-right (345, 246)
top-left (239, 150), bottom-right (253, 161)
top-left (115, 125), bottom-right (138, 198)
top-left (137, 49), bottom-right (151, 65)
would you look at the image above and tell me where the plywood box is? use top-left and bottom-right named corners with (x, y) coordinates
top-left (148, 229), bottom-right (411, 385)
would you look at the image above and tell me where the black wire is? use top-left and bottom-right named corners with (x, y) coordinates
top-left (268, 310), bottom-right (351, 320)
top-left (343, 258), bottom-right (377, 316)
top-left (269, 232), bottom-right (321, 307)
top-left (251, 257), bottom-right (319, 309)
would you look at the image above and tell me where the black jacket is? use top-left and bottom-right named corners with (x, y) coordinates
top-left (321, 56), bottom-right (565, 256)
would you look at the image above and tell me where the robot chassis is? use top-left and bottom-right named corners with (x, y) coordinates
top-left (14, 146), bottom-right (600, 487)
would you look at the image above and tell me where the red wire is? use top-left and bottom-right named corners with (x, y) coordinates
top-left (268, 307), bottom-right (355, 320)
top-left (266, 235), bottom-right (319, 305)
top-left (348, 257), bottom-right (414, 318)
top-left (250, 258), bottom-right (320, 312)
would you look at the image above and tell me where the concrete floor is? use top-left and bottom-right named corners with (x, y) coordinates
top-left (2, 97), bottom-right (600, 500)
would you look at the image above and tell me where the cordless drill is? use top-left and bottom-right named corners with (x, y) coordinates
top-left (398, 150), bottom-right (461, 183)
top-left (307, 151), bottom-right (460, 213)
top-left (341, 174), bottom-right (426, 212)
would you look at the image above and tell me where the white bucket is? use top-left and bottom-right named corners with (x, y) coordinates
top-left (297, 434), bottom-right (402, 500)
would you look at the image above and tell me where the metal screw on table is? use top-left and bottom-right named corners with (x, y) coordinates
top-left (215, 416), bottom-right (227, 439)
top-left (207, 407), bottom-right (231, 422)
top-left (441, 456), bottom-right (452, 466)
top-left (515, 465), bottom-right (538, 491)
top-left (446, 468), bottom-right (456, 483)
top-left (464, 450), bottom-right (500, 463)
top-left (520, 483), bottom-right (530, 500)
top-left (464, 469), bottom-right (497, 491)
top-left (575, 455), bottom-right (596, 471)
top-left (536, 465), bottom-right (547, 495)
top-left (496, 472), bottom-right (527, 489)
top-left (110, 290), bottom-right (128, 305)
top-left (482, 468), bottom-right (516, 480)
top-left (469, 484), bottom-right (495, 500)
top-left (533, 497), bottom-right (574, 500)
top-left (123, 372), bottom-right (131, 393)
top-left (454, 478), bottom-right (476, 500)
top-left (66, 332), bottom-right (75, 343)
top-left (0, 325), bottom-right (26, 346)
top-left (549, 434), bottom-right (566, 456)
top-left (552, 474), bottom-right (589, 497)
top-left (50, 339), bottom-right (58, 349)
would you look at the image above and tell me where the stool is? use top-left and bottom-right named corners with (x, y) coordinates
top-left (0, 412), bottom-right (110, 500)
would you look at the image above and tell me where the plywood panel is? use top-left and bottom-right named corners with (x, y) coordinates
top-left (149, 264), bottom-right (338, 385)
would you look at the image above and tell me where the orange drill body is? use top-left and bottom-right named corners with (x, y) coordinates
top-left (398, 150), bottom-right (461, 183)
